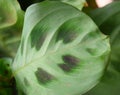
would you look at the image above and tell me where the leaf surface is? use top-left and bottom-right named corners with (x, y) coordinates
top-left (47, 0), bottom-right (86, 10)
top-left (84, 1), bottom-right (120, 95)
top-left (12, 1), bottom-right (110, 95)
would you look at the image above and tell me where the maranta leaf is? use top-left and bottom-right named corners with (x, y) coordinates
top-left (12, 1), bottom-right (110, 95)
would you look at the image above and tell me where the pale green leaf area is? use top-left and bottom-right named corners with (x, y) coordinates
top-left (12, 1), bottom-right (110, 95)
top-left (84, 1), bottom-right (120, 95)
top-left (46, 0), bottom-right (86, 10)
top-left (0, 0), bottom-right (24, 57)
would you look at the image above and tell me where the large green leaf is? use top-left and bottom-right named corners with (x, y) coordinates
top-left (84, 1), bottom-right (120, 95)
top-left (12, 1), bottom-right (110, 95)
top-left (0, 0), bottom-right (24, 57)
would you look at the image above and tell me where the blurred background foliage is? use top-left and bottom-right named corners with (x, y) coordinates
top-left (0, 0), bottom-right (24, 58)
top-left (0, 0), bottom-right (24, 94)
top-left (0, 0), bottom-right (120, 95)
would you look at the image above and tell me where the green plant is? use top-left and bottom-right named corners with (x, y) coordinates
top-left (0, 0), bottom-right (119, 95)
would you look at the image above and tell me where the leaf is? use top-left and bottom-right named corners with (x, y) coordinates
top-left (0, 58), bottom-right (12, 77)
top-left (18, 0), bottom-right (86, 11)
top-left (83, 64), bottom-right (120, 95)
top-left (0, 0), bottom-right (17, 29)
top-left (0, 0), bottom-right (24, 28)
top-left (47, 0), bottom-right (86, 10)
top-left (12, 1), bottom-right (110, 95)
top-left (88, 1), bottom-right (120, 75)
top-left (0, 58), bottom-right (13, 95)
top-left (88, 1), bottom-right (120, 34)
top-left (83, 1), bottom-right (120, 95)
top-left (0, 0), bottom-right (24, 57)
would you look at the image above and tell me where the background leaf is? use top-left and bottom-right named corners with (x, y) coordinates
top-left (47, 0), bottom-right (86, 10)
top-left (12, 1), bottom-right (110, 95)
top-left (84, 1), bottom-right (120, 95)
top-left (0, 0), bottom-right (17, 29)
top-left (18, 0), bottom-right (86, 11)
top-left (0, 0), bottom-right (24, 57)
top-left (0, 58), bottom-right (13, 95)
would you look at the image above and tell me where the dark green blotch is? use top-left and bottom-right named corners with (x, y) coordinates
top-left (59, 55), bottom-right (80, 72)
top-left (63, 55), bottom-right (80, 65)
top-left (30, 25), bottom-right (48, 50)
top-left (59, 64), bottom-right (72, 72)
top-left (24, 77), bottom-right (29, 86)
top-left (21, 38), bottom-right (24, 54)
top-left (36, 32), bottom-right (47, 50)
top-left (35, 68), bottom-right (54, 84)
top-left (56, 27), bottom-right (78, 44)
